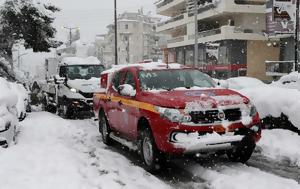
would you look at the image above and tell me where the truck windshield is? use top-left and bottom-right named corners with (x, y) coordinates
top-left (139, 69), bottom-right (215, 91)
top-left (65, 65), bottom-right (104, 80)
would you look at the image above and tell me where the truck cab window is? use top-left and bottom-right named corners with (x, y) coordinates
top-left (124, 71), bottom-right (136, 89)
top-left (112, 71), bottom-right (125, 90)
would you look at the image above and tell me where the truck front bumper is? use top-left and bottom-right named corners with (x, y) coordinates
top-left (149, 112), bottom-right (261, 155)
top-left (170, 132), bottom-right (244, 154)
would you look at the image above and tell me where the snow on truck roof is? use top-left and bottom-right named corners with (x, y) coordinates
top-left (101, 62), bottom-right (184, 75)
top-left (60, 56), bottom-right (101, 66)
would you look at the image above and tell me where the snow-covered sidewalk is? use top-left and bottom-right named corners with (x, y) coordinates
top-left (0, 112), bottom-right (170, 189)
top-left (1, 112), bottom-right (299, 189)
top-left (257, 129), bottom-right (300, 167)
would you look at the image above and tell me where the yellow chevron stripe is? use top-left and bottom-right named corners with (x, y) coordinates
top-left (94, 93), bottom-right (158, 113)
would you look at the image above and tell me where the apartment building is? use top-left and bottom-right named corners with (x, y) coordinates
top-left (96, 11), bottom-right (169, 66)
top-left (156, 0), bottom-right (280, 80)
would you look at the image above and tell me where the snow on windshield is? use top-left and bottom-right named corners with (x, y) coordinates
top-left (139, 69), bottom-right (215, 91)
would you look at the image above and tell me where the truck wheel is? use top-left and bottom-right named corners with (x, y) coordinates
top-left (99, 111), bottom-right (112, 145)
top-left (227, 136), bottom-right (256, 163)
top-left (139, 127), bottom-right (163, 172)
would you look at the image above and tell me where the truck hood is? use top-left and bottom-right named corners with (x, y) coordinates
top-left (141, 89), bottom-right (249, 109)
top-left (67, 78), bottom-right (100, 93)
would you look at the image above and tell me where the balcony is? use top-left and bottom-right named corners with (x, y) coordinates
top-left (167, 25), bottom-right (267, 48)
top-left (187, 0), bottom-right (266, 20)
top-left (157, 13), bottom-right (186, 32)
top-left (156, 0), bottom-right (185, 16)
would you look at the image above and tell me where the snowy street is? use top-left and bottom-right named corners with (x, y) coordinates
top-left (0, 112), bottom-right (299, 189)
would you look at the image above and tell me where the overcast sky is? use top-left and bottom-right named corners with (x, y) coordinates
top-left (51, 0), bottom-right (157, 42)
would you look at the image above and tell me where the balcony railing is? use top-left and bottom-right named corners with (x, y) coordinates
top-left (167, 36), bottom-right (185, 43)
top-left (157, 14), bottom-right (185, 27)
top-left (157, 0), bottom-right (175, 8)
top-left (188, 28), bottom-right (221, 40)
top-left (265, 61), bottom-right (295, 77)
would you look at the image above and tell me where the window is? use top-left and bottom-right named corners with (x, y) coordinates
top-left (124, 71), bottom-right (136, 89)
top-left (112, 71), bottom-right (125, 90)
top-left (125, 24), bottom-right (128, 29)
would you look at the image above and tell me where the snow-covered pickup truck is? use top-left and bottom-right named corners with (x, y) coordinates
top-left (93, 62), bottom-right (262, 172)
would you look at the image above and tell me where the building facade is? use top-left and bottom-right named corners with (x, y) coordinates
top-left (96, 11), bottom-right (169, 66)
top-left (156, 0), bottom-right (280, 80)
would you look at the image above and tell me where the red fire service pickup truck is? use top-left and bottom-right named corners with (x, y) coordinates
top-left (93, 62), bottom-right (261, 172)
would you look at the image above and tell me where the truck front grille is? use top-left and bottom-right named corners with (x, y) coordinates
top-left (190, 108), bottom-right (241, 124)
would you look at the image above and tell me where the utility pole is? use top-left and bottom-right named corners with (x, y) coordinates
top-left (63, 27), bottom-right (79, 46)
top-left (295, 0), bottom-right (299, 72)
top-left (114, 0), bottom-right (118, 65)
top-left (194, 0), bottom-right (198, 68)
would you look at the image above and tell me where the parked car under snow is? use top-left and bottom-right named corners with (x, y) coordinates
top-left (0, 78), bottom-right (18, 148)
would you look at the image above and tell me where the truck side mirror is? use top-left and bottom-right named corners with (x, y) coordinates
top-left (118, 84), bottom-right (136, 97)
top-left (54, 75), bottom-right (66, 84)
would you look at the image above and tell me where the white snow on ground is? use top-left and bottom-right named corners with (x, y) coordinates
top-left (258, 129), bottom-right (300, 167)
top-left (186, 163), bottom-right (300, 189)
top-left (0, 112), bottom-right (170, 189)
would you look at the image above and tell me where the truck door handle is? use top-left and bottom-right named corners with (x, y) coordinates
top-left (118, 100), bottom-right (123, 106)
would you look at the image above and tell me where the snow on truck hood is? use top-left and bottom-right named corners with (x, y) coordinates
top-left (67, 77), bottom-right (100, 93)
top-left (142, 88), bottom-right (249, 110)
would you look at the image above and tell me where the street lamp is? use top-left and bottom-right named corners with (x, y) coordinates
top-left (63, 26), bottom-right (79, 46)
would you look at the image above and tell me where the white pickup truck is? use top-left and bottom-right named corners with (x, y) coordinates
top-left (42, 56), bottom-right (105, 118)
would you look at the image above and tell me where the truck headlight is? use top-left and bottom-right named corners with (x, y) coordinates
top-left (70, 88), bottom-right (78, 93)
top-left (156, 107), bottom-right (191, 123)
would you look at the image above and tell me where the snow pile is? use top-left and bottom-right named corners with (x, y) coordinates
top-left (0, 77), bottom-right (18, 138)
top-left (226, 77), bottom-right (266, 90)
top-left (188, 164), bottom-right (300, 189)
top-left (239, 86), bottom-right (300, 130)
top-left (272, 72), bottom-right (300, 91)
top-left (0, 78), bottom-right (17, 108)
top-left (61, 56), bottom-right (101, 66)
top-left (0, 112), bottom-right (170, 189)
top-left (258, 129), bottom-right (300, 166)
top-left (9, 82), bottom-right (29, 118)
top-left (221, 76), bottom-right (300, 130)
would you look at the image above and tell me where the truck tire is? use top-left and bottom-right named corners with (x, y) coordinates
top-left (226, 135), bottom-right (256, 163)
top-left (139, 127), bottom-right (164, 173)
top-left (99, 111), bottom-right (112, 145)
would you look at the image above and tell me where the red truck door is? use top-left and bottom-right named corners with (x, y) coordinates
top-left (107, 70), bottom-right (126, 131)
top-left (116, 70), bottom-right (139, 140)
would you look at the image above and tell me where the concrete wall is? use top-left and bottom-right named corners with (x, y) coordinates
top-left (247, 40), bottom-right (280, 81)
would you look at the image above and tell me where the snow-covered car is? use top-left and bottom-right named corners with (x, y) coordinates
top-left (9, 82), bottom-right (31, 121)
top-left (223, 76), bottom-right (300, 133)
top-left (0, 78), bottom-right (18, 148)
top-left (271, 72), bottom-right (300, 91)
top-left (219, 77), bottom-right (266, 90)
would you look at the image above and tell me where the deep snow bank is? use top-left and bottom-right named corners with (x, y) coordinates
top-left (239, 86), bottom-right (300, 130)
top-left (258, 129), bottom-right (300, 166)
